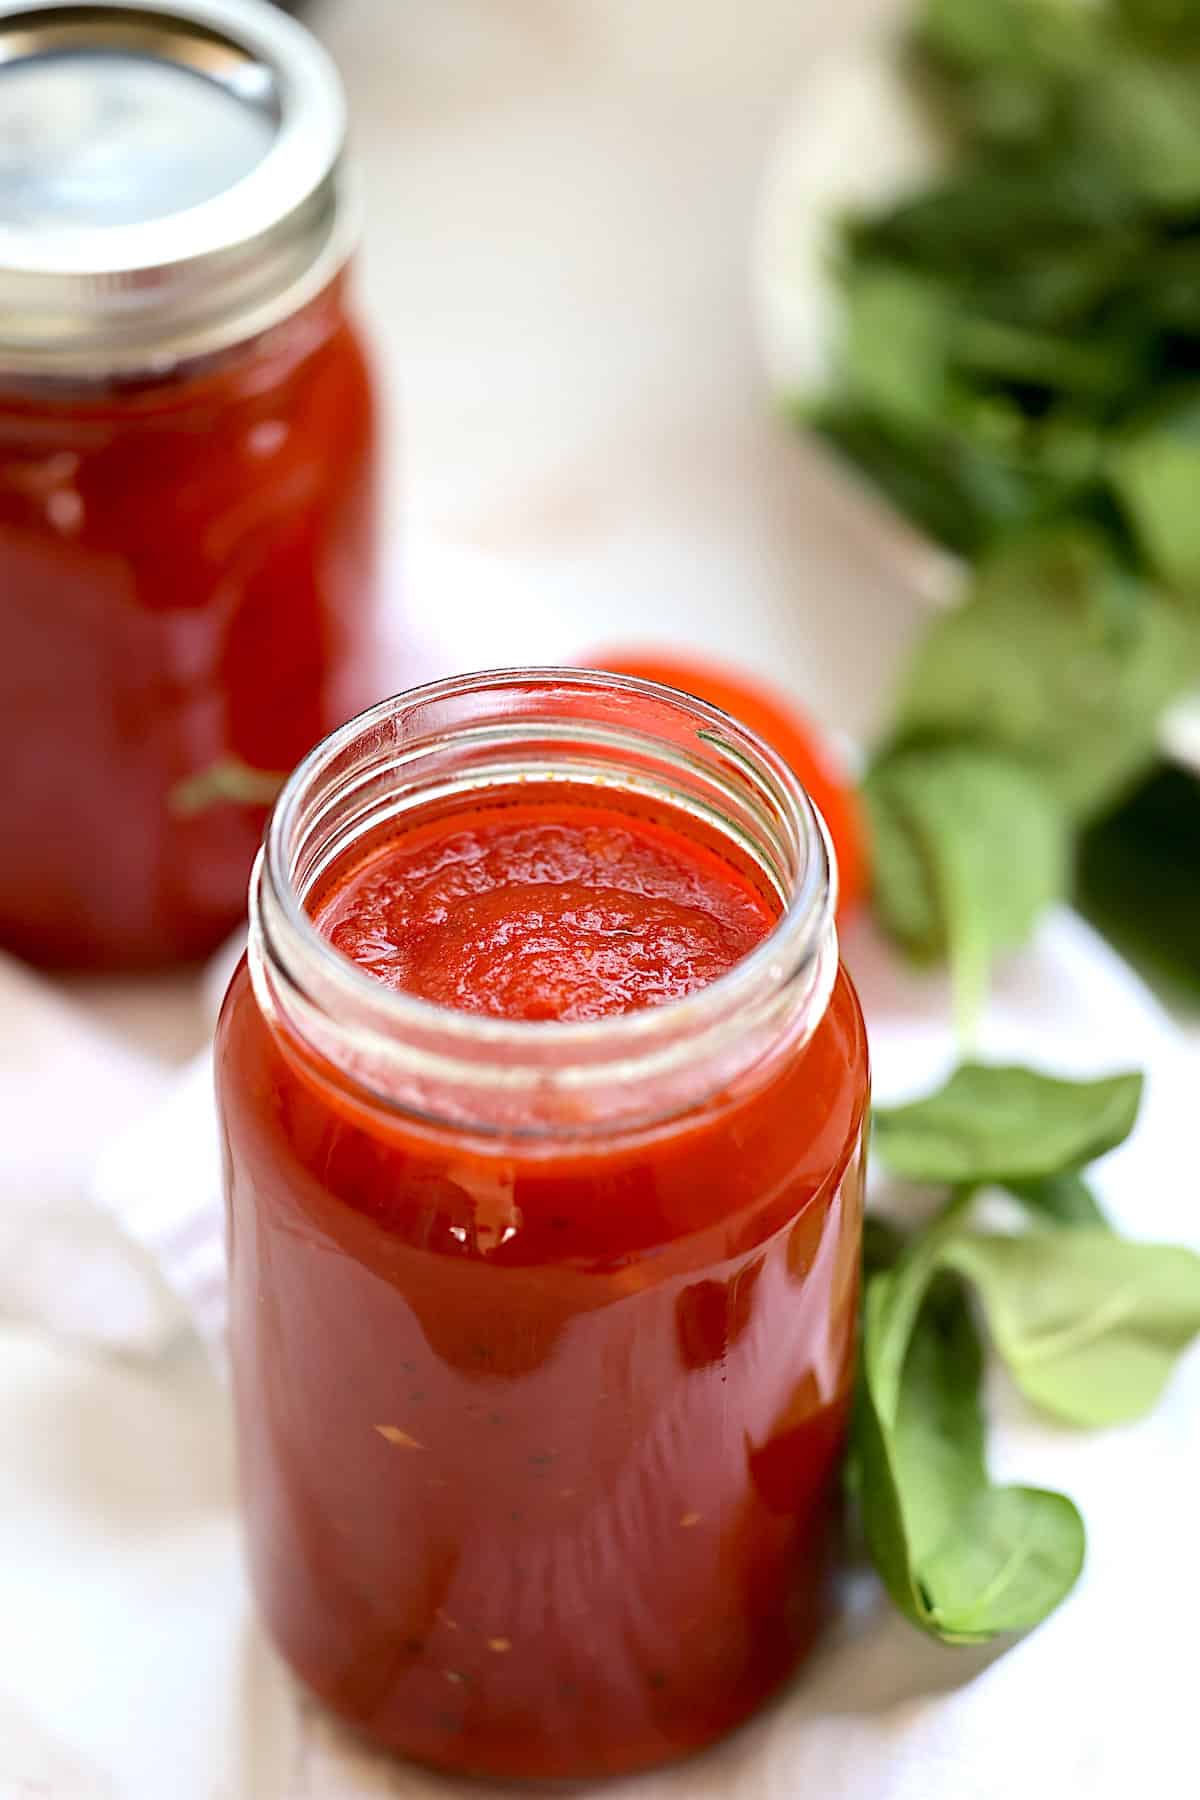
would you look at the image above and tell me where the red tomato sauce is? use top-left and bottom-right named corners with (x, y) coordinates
top-left (0, 279), bottom-right (378, 969)
top-left (315, 801), bottom-right (778, 1019)
top-left (218, 784), bottom-right (868, 1781)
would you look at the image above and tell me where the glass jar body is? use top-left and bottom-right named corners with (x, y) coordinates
top-left (0, 276), bottom-right (380, 969)
top-left (216, 951), bottom-right (867, 1782)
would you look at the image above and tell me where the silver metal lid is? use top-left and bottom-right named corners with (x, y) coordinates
top-left (0, 0), bottom-right (352, 374)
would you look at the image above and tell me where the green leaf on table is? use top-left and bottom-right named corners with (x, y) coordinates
top-left (854, 1270), bottom-right (984, 1634)
top-left (1108, 389), bottom-right (1200, 593)
top-left (890, 526), bottom-right (1200, 822)
top-left (861, 1199), bottom-right (970, 1427)
top-left (864, 745), bottom-right (1067, 1031)
top-left (856, 1239), bottom-right (1085, 1644)
top-left (1007, 1172), bottom-right (1109, 1230)
top-left (873, 1063), bottom-right (1143, 1186)
top-left (941, 1229), bottom-right (1200, 1426)
top-left (914, 1481), bottom-right (1087, 1640)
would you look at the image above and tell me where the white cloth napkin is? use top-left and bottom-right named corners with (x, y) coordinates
top-left (3, 911), bottom-right (1199, 1799)
top-left (0, 955), bottom-right (184, 1356)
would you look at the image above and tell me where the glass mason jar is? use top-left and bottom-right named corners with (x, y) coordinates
top-left (0, 0), bottom-right (380, 968)
top-left (216, 671), bottom-right (869, 1783)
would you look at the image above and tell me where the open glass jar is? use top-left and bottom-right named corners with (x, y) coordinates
top-left (0, 0), bottom-right (380, 967)
top-left (216, 670), bottom-right (869, 1783)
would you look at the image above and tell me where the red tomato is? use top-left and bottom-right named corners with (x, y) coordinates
top-left (580, 648), bottom-right (866, 919)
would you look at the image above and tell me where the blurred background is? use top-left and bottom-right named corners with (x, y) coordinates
top-left (35, 0), bottom-right (930, 1059)
top-left (45, 0), bottom-right (1193, 1052)
top-left (292, 0), bottom-right (916, 733)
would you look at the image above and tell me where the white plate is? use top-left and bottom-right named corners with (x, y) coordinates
top-left (752, 38), bottom-right (1200, 776)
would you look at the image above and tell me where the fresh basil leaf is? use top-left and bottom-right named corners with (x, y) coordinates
top-left (873, 1063), bottom-right (1143, 1186)
top-left (1115, 0), bottom-right (1200, 52)
top-left (839, 266), bottom-right (955, 428)
top-left (811, 399), bottom-right (1077, 555)
top-left (807, 0), bottom-right (1200, 989)
top-left (860, 758), bottom-right (943, 959)
top-left (852, 1329), bottom-right (923, 1624)
top-left (1080, 52), bottom-right (1200, 211)
top-left (953, 312), bottom-right (1143, 400)
top-left (1108, 388), bottom-right (1200, 592)
top-left (890, 1275), bottom-right (987, 1566)
top-left (941, 1229), bottom-right (1200, 1426)
top-left (918, 1), bottom-right (1200, 205)
top-left (1007, 1172), bottom-right (1109, 1230)
top-left (891, 527), bottom-right (1200, 823)
top-left (914, 1482), bottom-right (1086, 1641)
top-left (855, 1270), bottom-right (985, 1634)
top-left (1076, 764), bottom-right (1200, 1003)
top-left (916, 0), bottom-right (1063, 79)
top-left (968, 233), bottom-right (1148, 333)
top-left (863, 1199), bottom-right (970, 1426)
top-left (846, 158), bottom-right (1137, 278)
top-left (1131, 237), bottom-right (1200, 334)
top-left (856, 1254), bottom-right (1085, 1643)
top-left (864, 747), bottom-right (1067, 1031)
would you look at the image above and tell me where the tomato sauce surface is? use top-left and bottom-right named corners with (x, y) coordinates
top-left (218, 785), bottom-right (868, 1781)
top-left (316, 800), bottom-right (777, 1020)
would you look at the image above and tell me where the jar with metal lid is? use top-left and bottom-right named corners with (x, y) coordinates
top-left (216, 669), bottom-right (869, 1782)
top-left (0, 0), bottom-right (381, 969)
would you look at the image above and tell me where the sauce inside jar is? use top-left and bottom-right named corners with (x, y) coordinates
top-left (0, 285), bottom-right (377, 968)
top-left (314, 799), bottom-right (779, 1019)
top-left (220, 769), bottom-right (868, 1782)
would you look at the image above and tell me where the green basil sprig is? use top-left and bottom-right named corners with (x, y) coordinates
top-left (803, 0), bottom-right (1200, 992)
top-left (854, 1060), bottom-right (1200, 1644)
top-left (857, 1244), bottom-right (1086, 1643)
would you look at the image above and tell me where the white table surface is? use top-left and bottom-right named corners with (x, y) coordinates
top-left (5, 3), bottom-right (1197, 1796)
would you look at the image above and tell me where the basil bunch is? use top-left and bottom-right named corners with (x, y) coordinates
top-left (855, 1061), bottom-right (1200, 1642)
top-left (861, 529), bottom-right (1200, 1020)
top-left (805, 0), bottom-right (1200, 1003)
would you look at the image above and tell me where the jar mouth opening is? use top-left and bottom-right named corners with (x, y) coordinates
top-left (0, 0), bottom-right (351, 374)
top-left (252, 669), bottom-right (838, 1134)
